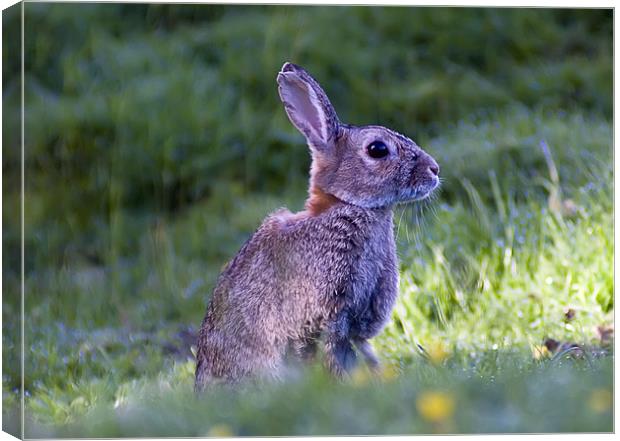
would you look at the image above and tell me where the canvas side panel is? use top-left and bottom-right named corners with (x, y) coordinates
top-left (2, 1), bottom-right (24, 439)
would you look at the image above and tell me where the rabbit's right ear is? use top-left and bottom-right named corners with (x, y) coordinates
top-left (277, 62), bottom-right (340, 151)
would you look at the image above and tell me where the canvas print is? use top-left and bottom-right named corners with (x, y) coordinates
top-left (2, 2), bottom-right (613, 437)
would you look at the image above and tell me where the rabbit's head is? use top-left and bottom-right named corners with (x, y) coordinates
top-left (277, 62), bottom-right (440, 209)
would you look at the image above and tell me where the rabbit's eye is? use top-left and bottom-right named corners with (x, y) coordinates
top-left (367, 141), bottom-right (389, 159)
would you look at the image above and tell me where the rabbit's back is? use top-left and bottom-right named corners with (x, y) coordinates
top-left (202, 204), bottom-right (388, 333)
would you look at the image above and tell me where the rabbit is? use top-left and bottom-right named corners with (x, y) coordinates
top-left (195, 62), bottom-right (440, 390)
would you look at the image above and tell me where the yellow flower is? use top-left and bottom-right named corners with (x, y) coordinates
top-left (588, 389), bottom-right (612, 413)
top-left (532, 345), bottom-right (551, 360)
top-left (380, 364), bottom-right (400, 382)
top-left (427, 341), bottom-right (450, 365)
top-left (207, 424), bottom-right (234, 437)
top-left (416, 391), bottom-right (455, 423)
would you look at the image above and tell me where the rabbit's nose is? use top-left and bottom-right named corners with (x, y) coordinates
top-left (429, 163), bottom-right (439, 176)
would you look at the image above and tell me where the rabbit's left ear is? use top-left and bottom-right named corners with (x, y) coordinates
top-left (277, 62), bottom-right (340, 151)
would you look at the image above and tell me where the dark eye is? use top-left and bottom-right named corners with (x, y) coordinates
top-left (367, 141), bottom-right (389, 159)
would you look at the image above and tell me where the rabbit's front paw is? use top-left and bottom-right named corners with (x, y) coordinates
top-left (324, 336), bottom-right (357, 378)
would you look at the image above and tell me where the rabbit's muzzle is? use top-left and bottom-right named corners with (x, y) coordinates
top-left (407, 151), bottom-right (440, 201)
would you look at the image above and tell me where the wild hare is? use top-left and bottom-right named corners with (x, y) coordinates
top-left (195, 62), bottom-right (439, 390)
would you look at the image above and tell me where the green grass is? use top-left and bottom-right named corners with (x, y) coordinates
top-left (2, 4), bottom-right (613, 437)
top-left (12, 356), bottom-right (615, 436)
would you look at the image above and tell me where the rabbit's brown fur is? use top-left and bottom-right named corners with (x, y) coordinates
top-left (195, 62), bottom-right (439, 389)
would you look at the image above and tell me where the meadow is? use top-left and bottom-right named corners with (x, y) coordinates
top-left (2, 4), bottom-right (613, 436)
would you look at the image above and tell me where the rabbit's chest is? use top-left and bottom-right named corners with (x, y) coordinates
top-left (343, 221), bottom-right (397, 315)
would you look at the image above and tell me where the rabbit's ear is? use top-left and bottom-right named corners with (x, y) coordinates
top-left (277, 62), bottom-right (340, 151)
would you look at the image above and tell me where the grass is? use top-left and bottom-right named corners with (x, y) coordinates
top-left (2, 4), bottom-right (613, 437)
top-left (12, 356), bottom-right (615, 436)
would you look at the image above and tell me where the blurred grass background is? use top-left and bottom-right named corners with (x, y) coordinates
top-left (2, 3), bottom-right (613, 436)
